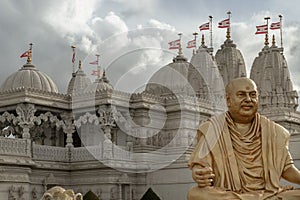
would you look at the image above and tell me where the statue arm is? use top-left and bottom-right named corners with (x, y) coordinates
top-left (189, 121), bottom-right (215, 187)
top-left (282, 164), bottom-right (300, 185)
top-left (188, 121), bottom-right (211, 169)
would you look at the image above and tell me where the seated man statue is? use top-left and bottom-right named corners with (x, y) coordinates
top-left (188, 77), bottom-right (300, 200)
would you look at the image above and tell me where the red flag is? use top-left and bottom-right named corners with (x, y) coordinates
top-left (270, 22), bottom-right (281, 30)
top-left (91, 70), bottom-right (99, 76)
top-left (218, 18), bottom-right (230, 28)
top-left (187, 39), bottom-right (196, 48)
top-left (20, 50), bottom-right (29, 58)
top-left (199, 22), bottom-right (210, 31)
top-left (168, 39), bottom-right (180, 49)
top-left (89, 60), bottom-right (98, 65)
top-left (255, 24), bottom-right (268, 34)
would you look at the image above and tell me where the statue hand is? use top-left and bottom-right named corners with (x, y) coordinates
top-left (192, 165), bottom-right (215, 188)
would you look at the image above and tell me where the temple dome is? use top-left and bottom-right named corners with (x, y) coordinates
top-left (145, 54), bottom-right (190, 96)
top-left (67, 61), bottom-right (92, 95)
top-left (189, 43), bottom-right (225, 100)
top-left (85, 72), bottom-right (113, 93)
top-left (250, 36), bottom-right (298, 111)
top-left (0, 62), bottom-right (58, 93)
top-left (215, 38), bottom-right (246, 86)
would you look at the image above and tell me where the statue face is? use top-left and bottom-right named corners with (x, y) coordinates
top-left (226, 78), bottom-right (258, 123)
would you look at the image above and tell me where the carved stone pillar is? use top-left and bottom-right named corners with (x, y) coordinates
top-left (16, 104), bottom-right (36, 139)
top-left (98, 108), bottom-right (116, 140)
top-left (104, 126), bottom-right (112, 140)
top-left (20, 124), bottom-right (31, 139)
top-left (61, 113), bottom-right (75, 148)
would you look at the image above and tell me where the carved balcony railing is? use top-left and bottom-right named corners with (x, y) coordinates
top-left (0, 137), bottom-right (31, 157)
top-left (32, 144), bottom-right (68, 162)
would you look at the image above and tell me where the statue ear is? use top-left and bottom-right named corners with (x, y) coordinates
top-left (226, 94), bottom-right (231, 107)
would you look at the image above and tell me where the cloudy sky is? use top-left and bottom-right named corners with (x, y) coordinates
top-left (1, 0), bottom-right (300, 94)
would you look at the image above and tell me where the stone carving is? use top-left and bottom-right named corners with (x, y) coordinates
top-left (41, 186), bottom-right (83, 200)
top-left (0, 111), bottom-right (18, 126)
top-left (0, 137), bottom-right (28, 157)
top-left (7, 185), bottom-right (25, 200)
top-left (17, 186), bottom-right (24, 200)
top-left (110, 186), bottom-right (118, 200)
top-left (16, 103), bottom-right (36, 139)
top-left (96, 188), bottom-right (102, 199)
top-left (32, 187), bottom-right (38, 200)
top-left (8, 185), bottom-right (16, 200)
top-left (74, 113), bottom-right (99, 128)
top-left (32, 144), bottom-right (68, 161)
top-left (60, 112), bottom-right (75, 148)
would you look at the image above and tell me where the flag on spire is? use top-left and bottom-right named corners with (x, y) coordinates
top-left (168, 39), bottom-right (180, 49)
top-left (218, 18), bottom-right (230, 28)
top-left (270, 22), bottom-right (281, 30)
top-left (186, 39), bottom-right (196, 48)
top-left (255, 24), bottom-right (268, 34)
top-left (91, 70), bottom-right (100, 76)
top-left (20, 44), bottom-right (32, 58)
top-left (199, 22), bottom-right (210, 31)
top-left (89, 60), bottom-right (98, 65)
top-left (20, 50), bottom-right (30, 58)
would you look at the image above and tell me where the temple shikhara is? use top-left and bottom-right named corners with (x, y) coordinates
top-left (0, 14), bottom-right (299, 200)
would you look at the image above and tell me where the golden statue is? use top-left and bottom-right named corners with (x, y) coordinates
top-left (188, 77), bottom-right (300, 200)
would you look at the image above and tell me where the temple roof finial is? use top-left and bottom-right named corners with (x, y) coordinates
top-left (27, 43), bottom-right (33, 64)
top-left (264, 33), bottom-right (269, 46)
top-left (78, 60), bottom-right (82, 69)
top-left (272, 34), bottom-right (276, 47)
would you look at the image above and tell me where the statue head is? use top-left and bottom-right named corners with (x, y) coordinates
top-left (41, 186), bottom-right (83, 200)
top-left (225, 77), bottom-right (259, 124)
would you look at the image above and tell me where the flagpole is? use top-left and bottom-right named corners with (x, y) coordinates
top-left (264, 17), bottom-right (270, 46)
top-left (96, 54), bottom-right (100, 79)
top-left (193, 32), bottom-right (198, 52)
top-left (71, 45), bottom-right (76, 74)
top-left (279, 14), bottom-right (283, 48)
top-left (28, 43), bottom-right (33, 64)
top-left (209, 15), bottom-right (213, 48)
top-left (178, 33), bottom-right (183, 55)
top-left (226, 11), bottom-right (231, 39)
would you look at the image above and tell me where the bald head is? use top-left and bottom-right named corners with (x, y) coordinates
top-left (225, 77), bottom-right (259, 123)
top-left (225, 77), bottom-right (258, 96)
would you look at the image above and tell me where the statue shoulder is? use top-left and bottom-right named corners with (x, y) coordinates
top-left (260, 115), bottom-right (290, 138)
top-left (198, 121), bottom-right (211, 135)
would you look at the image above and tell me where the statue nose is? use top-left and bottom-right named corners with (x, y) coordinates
top-left (244, 94), bottom-right (251, 101)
